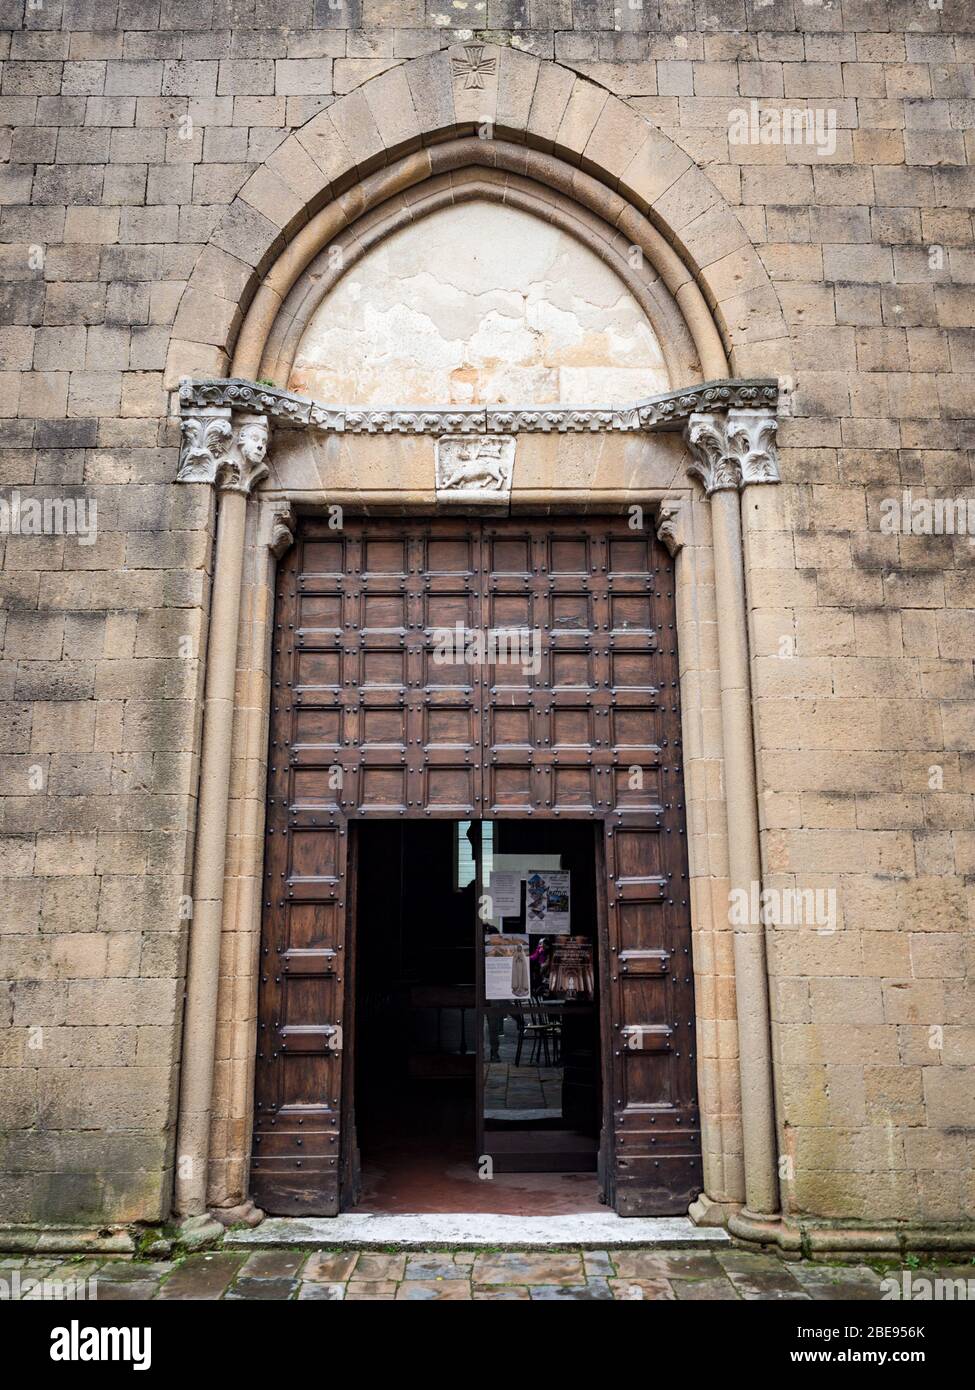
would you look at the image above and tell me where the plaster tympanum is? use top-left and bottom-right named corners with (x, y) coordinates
top-left (289, 201), bottom-right (670, 407)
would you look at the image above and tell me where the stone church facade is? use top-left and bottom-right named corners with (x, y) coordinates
top-left (1, 0), bottom-right (972, 1254)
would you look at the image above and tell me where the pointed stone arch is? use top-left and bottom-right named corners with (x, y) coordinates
top-left (165, 45), bottom-right (792, 394)
top-left (171, 42), bottom-right (792, 1240)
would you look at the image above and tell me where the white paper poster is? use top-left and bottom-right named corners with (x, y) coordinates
top-left (488, 870), bottom-right (521, 919)
top-left (484, 934), bottom-right (531, 1000)
top-left (525, 870), bottom-right (571, 934)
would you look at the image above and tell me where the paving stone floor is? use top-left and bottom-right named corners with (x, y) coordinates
top-left (0, 1248), bottom-right (915, 1301)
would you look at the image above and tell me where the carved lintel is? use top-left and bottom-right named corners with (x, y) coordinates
top-left (261, 499), bottom-right (296, 558)
top-left (655, 498), bottom-right (688, 556)
top-left (177, 410), bottom-right (270, 496)
top-left (435, 434), bottom-right (515, 508)
top-left (685, 408), bottom-right (780, 496)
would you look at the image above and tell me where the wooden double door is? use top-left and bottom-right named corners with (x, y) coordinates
top-left (252, 516), bottom-right (702, 1216)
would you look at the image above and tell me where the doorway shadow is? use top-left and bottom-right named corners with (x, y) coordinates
top-left (351, 820), bottom-right (602, 1215)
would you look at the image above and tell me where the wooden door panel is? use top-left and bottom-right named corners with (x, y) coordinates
top-left (550, 593), bottom-right (592, 631)
top-left (547, 535), bottom-right (590, 573)
top-left (254, 516), bottom-right (699, 1216)
top-left (252, 790), bottom-right (347, 1211)
top-left (600, 527), bottom-right (701, 1215)
top-left (425, 704), bottom-right (475, 745)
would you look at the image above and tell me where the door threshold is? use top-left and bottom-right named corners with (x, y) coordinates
top-left (223, 1213), bottom-right (730, 1250)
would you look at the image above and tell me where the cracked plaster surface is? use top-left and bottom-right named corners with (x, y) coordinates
top-left (289, 201), bottom-right (670, 407)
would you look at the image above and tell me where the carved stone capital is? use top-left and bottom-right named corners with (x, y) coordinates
top-left (261, 499), bottom-right (296, 558)
top-left (177, 408), bottom-right (270, 496)
top-left (685, 408), bottom-right (780, 496)
top-left (655, 498), bottom-right (688, 556)
top-left (732, 409), bottom-right (780, 487)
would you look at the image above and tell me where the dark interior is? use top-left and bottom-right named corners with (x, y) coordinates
top-left (351, 819), bottom-right (604, 1214)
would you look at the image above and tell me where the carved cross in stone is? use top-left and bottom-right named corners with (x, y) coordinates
top-left (451, 45), bottom-right (497, 90)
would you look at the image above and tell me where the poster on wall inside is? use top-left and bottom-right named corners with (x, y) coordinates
top-left (549, 937), bottom-right (594, 1000)
top-left (484, 934), bottom-right (531, 1000)
top-left (488, 870), bottom-right (521, 919)
top-left (525, 871), bottom-right (570, 934)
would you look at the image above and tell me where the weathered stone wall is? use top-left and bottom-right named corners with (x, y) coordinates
top-left (0, 0), bottom-right (972, 1227)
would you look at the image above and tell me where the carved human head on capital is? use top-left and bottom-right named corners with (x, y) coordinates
top-left (238, 419), bottom-right (269, 466)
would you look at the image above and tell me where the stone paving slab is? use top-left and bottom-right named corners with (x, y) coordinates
top-left (395, 1278), bottom-right (472, 1300)
top-left (354, 1252), bottom-right (406, 1280)
top-left (405, 1253), bottom-right (460, 1280)
top-left (613, 1249), bottom-right (725, 1279)
top-left (672, 1276), bottom-right (737, 1300)
top-left (0, 1247), bottom-right (896, 1301)
top-left (225, 1275), bottom-right (300, 1300)
top-left (96, 1281), bottom-right (160, 1301)
top-left (239, 1251), bottom-right (305, 1279)
top-left (154, 1252), bottom-right (245, 1300)
top-left (472, 1252), bottom-right (587, 1285)
top-left (610, 1276), bottom-right (676, 1299)
top-left (297, 1281), bottom-right (345, 1300)
top-left (530, 1279), bottom-right (614, 1300)
top-left (302, 1251), bottom-right (358, 1283)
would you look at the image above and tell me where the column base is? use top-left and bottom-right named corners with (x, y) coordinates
top-left (688, 1194), bottom-right (741, 1228)
top-left (209, 1199), bottom-right (265, 1229)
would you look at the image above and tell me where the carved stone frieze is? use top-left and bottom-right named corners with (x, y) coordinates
top-left (180, 377), bottom-right (310, 426)
top-left (177, 377), bottom-right (780, 439)
top-left (485, 407), bottom-right (641, 433)
top-left (343, 407), bottom-right (484, 435)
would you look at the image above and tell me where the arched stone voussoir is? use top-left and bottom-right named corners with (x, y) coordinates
top-left (616, 125), bottom-right (694, 219)
top-left (168, 43), bottom-right (791, 391)
top-left (579, 95), bottom-right (654, 185)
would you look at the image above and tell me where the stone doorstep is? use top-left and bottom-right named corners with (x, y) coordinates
top-left (222, 1213), bottom-right (733, 1251)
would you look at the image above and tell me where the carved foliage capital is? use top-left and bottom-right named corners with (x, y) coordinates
top-left (177, 409), bottom-right (270, 496)
top-left (731, 409), bottom-right (780, 487)
top-left (685, 409), bottom-right (780, 496)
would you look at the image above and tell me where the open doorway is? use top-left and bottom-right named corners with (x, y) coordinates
top-left (349, 819), bottom-right (604, 1214)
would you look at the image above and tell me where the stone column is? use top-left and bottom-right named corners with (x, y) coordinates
top-left (173, 407), bottom-right (270, 1230)
top-left (684, 408), bottom-right (782, 1227)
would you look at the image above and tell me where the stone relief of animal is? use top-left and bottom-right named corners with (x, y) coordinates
top-left (440, 439), bottom-right (509, 491)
